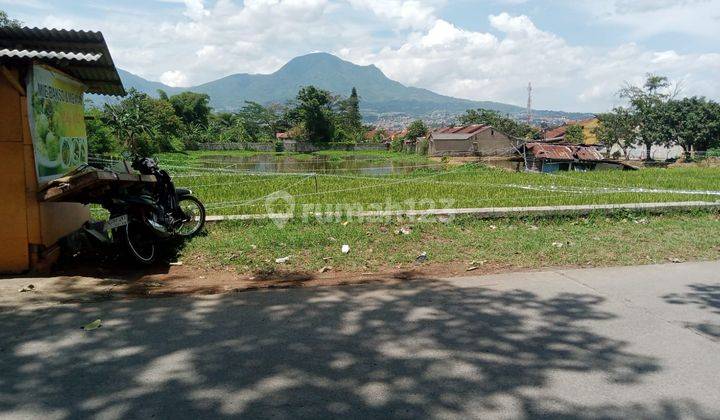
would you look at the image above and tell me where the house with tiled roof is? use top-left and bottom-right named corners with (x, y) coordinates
top-left (544, 118), bottom-right (599, 144)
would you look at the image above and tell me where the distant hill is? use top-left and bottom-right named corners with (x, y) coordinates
top-left (93, 53), bottom-right (593, 123)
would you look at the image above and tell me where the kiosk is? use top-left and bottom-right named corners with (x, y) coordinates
top-left (0, 27), bottom-right (125, 273)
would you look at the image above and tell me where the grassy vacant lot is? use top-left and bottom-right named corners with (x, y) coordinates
top-left (181, 210), bottom-right (720, 274)
top-left (151, 151), bottom-right (720, 216)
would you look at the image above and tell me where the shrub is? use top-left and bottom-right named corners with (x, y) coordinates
top-left (390, 138), bottom-right (403, 152)
top-left (418, 138), bottom-right (429, 155)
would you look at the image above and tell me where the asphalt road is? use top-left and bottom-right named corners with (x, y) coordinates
top-left (1, 261), bottom-right (720, 419)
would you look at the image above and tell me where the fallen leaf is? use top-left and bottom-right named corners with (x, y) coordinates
top-left (319, 266), bottom-right (332, 273)
top-left (342, 221), bottom-right (349, 226)
top-left (82, 319), bottom-right (102, 331)
top-left (466, 266), bottom-right (479, 272)
top-left (552, 242), bottom-right (564, 248)
top-left (275, 256), bottom-right (290, 264)
top-left (18, 284), bottom-right (36, 293)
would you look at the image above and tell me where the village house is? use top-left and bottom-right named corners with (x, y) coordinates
top-left (522, 142), bottom-right (636, 173)
top-left (544, 117), bottom-right (600, 144)
top-left (428, 125), bottom-right (516, 157)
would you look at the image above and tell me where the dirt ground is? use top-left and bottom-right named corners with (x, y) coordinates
top-left (1, 260), bottom-right (540, 306)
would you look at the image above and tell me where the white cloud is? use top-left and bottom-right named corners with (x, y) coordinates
top-left (7, 0), bottom-right (720, 112)
top-left (183, 0), bottom-right (209, 20)
top-left (347, 0), bottom-right (440, 29)
top-left (160, 70), bottom-right (190, 87)
top-left (578, 0), bottom-right (720, 39)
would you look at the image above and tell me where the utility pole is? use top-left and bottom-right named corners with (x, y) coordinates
top-left (526, 82), bottom-right (533, 125)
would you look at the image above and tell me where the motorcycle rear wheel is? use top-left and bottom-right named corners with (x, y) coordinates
top-left (176, 195), bottom-right (206, 238)
top-left (121, 222), bottom-right (157, 265)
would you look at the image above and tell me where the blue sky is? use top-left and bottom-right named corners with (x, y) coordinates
top-left (3, 0), bottom-right (719, 112)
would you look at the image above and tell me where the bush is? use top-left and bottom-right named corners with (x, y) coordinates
top-left (417, 138), bottom-right (429, 155)
top-left (390, 138), bottom-right (403, 152)
top-left (706, 148), bottom-right (720, 157)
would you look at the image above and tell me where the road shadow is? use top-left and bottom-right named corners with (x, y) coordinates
top-left (663, 283), bottom-right (720, 339)
top-left (0, 280), bottom-right (712, 418)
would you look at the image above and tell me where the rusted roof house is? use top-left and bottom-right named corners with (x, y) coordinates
top-left (522, 142), bottom-right (635, 172)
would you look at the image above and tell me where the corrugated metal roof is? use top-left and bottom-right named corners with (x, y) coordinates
top-left (527, 143), bottom-right (575, 160)
top-left (0, 48), bottom-right (102, 61)
top-left (431, 133), bottom-right (477, 140)
top-left (432, 124), bottom-right (491, 139)
top-left (575, 146), bottom-right (604, 161)
top-left (436, 124), bottom-right (488, 135)
top-left (0, 27), bottom-right (125, 96)
top-left (526, 143), bottom-right (604, 162)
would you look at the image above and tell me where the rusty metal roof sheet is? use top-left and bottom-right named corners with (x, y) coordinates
top-left (526, 143), bottom-right (604, 161)
top-left (0, 26), bottom-right (125, 96)
top-left (574, 146), bottom-right (604, 161)
top-left (527, 143), bottom-right (575, 160)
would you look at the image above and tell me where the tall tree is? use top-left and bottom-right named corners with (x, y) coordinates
top-left (564, 125), bottom-right (585, 144)
top-left (405, 119), bottom-right (428, 141)
top-left (665, 97), bottom-right (720, 160)
top-left (340, 87), bottom-right (362, 132)
top-left (168, 92), bottom-right (212, 127)
top-left (296, 86), bottom-right (335, 142)
top-left (459, 108), bottom-right (539, 139)
top-left (619, 74), bottom-right (673, 161)
top-left (236, 101), bottom-right (280, 141)
top-left (594, 107), bottom-right (637, 158)
top-left (102, 89), bottom-right (183, 155)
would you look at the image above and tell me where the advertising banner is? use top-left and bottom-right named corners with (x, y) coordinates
top-left (27, 64), bottom-right (88, 185)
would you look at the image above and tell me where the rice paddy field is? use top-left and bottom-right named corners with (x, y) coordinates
top-left (117, 151), bottom-right (720, 217)
top-left (87, 151), bottom-right (720, 273)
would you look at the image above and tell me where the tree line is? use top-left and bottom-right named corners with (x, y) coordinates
top-left (86, 86), bottom-right (367, 155)
top-left (594, 74), bottom-right (720, 160)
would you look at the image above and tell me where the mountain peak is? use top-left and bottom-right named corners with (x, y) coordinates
top-left (107, 54), bottom-right (591, 121)
top-left (275, 52), bottom-right (380, 76)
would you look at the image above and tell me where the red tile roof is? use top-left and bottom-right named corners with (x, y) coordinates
top-left (544, 126), bottom-right (568, 140)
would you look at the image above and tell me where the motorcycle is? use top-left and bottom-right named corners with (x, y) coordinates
top-left (78, 156), bottom-right (206, 265)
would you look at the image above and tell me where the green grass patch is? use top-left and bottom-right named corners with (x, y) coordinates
top-left (181, 210), bottom-right (720, 273)
top-left (164, 160), bottom-right (720, 216)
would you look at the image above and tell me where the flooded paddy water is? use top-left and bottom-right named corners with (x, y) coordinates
top-left (195, 153), bottom-right (523, 175)
top-left (197, 153), bottom-right (439, 175)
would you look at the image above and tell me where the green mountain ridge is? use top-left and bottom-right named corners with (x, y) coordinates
top-left (97, 52), bottom-right (592, 121)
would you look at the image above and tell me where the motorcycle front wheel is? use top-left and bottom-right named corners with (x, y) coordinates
top-left (176, 195), bottom-right (206, 238)
top-left (121, 221), bottom-right (157, 265)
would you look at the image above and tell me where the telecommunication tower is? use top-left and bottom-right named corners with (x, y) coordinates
top-left (526, 82), bottom-right (533, 125)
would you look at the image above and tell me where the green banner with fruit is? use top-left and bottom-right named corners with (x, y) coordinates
top-left (27, 64), bottom-right (88, 185)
